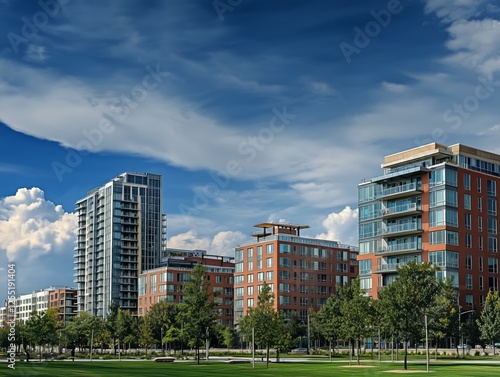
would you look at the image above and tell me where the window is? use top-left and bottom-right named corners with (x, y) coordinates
top-left (279, 270), bottom-right (290, 280)
top-left (465, 294), bottom-right (473, 307)
top-left (235, 249), bottom-right (243, 262)
top-left (300, 260), bottom-right (308, 269)
top-left (464, 173), bottom-right (471, 190)
top-left (280, 244), bottom-right (290, 254)
top-left (488, 237), bottom-right (497, 252)
top-left (465, 254), bottom-right (472, 270)
top-left (247, 298), bottom-right (254, 308)
top-left (479, 256), bottom-right (484, 272)
top-left (429, 208), bottom-right (458, 227)
top-left (488, 257), bottom-right (498, 273)
top-left (479, 275), bottom-right (484, 291)
top-left (487, 179), bottom-right (496, 196)
top-left (464, 193), bottom-right (471, 210)
top-left (464, 213), bottom-right (472, 230)
top-left (266, 271), bottom-right (273, 280)
top-left (488, 198), bottom-right (497, 216)
top-left (465, 234), bottom-right (472, 248)
top-left (247, 261), bottom-right (253, 271)
top-left (234, 275), bottom-right (244, 284)
top-left (478, 197), bottom-right (483, 212)
top-left (247, 286), bottom-right (253, 295)
top-left (479, 235), bottom-right (484, 250)
top-left (279, 257), bottom-right (290, 267)
top-left (266, 257), bottom-right (273, 268)
top-left (466, 274), bottom-right (473, 290)
top-left (478, 177), bottom-right (482, 193)
top-left (257, 272), bottom-right (264, 282)
top-left (359, 260), bottom-right (372, 275)
top-left (247, 248), bottom-right (253, 258)
top-left (488, 218), bottom-right (497, 234)
top-left (300, 297), bottom-right (309, 307)
top-left (150, 275), bottom-right (156, 294)
top-left (235, 287), bottom-right (244, 297)
top-left (247, 274), bottom-right (254, 283)
top-left (266, 244), bottom-right (274, 254)
top-left (429, 230), bottom-right (459, 245)
top-left (235, 262), bottom-right (243, 273)
top-left (300, 285), bottom-right (308, 294)
top-left (478, 216), bottom-right (483, 232)
top-left (279, 295), bottom-right (290, 305)
top-left (299, 272), bottom-right (308, 282)
top-left (429, 189), bottom-right (457, 208)
top-left (279, 283), bottom-right (290, 293)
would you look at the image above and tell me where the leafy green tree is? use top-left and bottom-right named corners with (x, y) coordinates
top-left (477, 290), bottom-right (500, 351)
top-left (138, 315), bottom-right (155, 357)
top-left (116, 309), bottom-right (134, 359)
top-left (338, 278), bottom-right (372, 365)
top-left (239, 282), bottom-right (279, 368)
top-left (428, 278), bottom-right (455, 359)
top-left (148, 300), bottom-right (179, 350)
top-left (177, 263), bottom-right (217, 364)
top-left (314, 293), bottom-right (342, 360)
top-left (378, 261), bottom-right (440, 370)
top-left (222, 326), bottom-right (239, 349)
top-left (25, 308), bottom-right (60, 361)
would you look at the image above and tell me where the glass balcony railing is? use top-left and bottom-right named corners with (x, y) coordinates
top-left (381, 223), bottom-right (422, 236)
top-left (382, 203), bottom-right (420, 216)
top-left (381, 183), bottom-right (420, 198)
top-left (376, 242), bottom-right (421, 254)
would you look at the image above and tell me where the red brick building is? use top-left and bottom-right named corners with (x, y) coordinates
top-left (138, 249), bottom-right (235, 326)
top-left (48, 287), bottom-right (78, 323)
top-left (234, 222), bottom-right (359, 323)
top-left (358, 143), bottom-right (500, 311)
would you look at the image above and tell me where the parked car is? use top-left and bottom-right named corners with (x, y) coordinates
top-left (457, 344), bottom-right (472, 350)
top-left (291, 348), bottom-right (308, 354)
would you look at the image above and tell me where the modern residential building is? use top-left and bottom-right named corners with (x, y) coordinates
top-left (74, 172), bottom-right (166, 317)
top-left (234, 222), bottom-right (359, 324)
top-left (138, 248), bottom-right (235, 326)
top-left (358, 143), bottom-right (500, 311)
top-left (48, 287), bottom-right (78, 323)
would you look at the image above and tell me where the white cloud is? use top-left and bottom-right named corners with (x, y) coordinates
top-left (381, 81), bottom-right (408, 93)
top-left (316, 206), bottom-right (358, 246)
top-left (309, 81), bottom-right (335, 95)
top-left (424, 0), bottom-right (486, 23)
top-left (475, 124), bottom-right (500, 136)
top-left (0, 188), bottom-right (77, 261)
top-left (167, 229), bottom-right (246, 256)
top-left (24, 45), bottom-right (48, 63)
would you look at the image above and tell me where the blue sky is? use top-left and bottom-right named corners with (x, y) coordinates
top-left (1, 0), bottom-right (500, 302)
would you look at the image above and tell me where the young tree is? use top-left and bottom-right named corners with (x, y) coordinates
top-left (378, 261), bottom-right (440, 370)
top-left (222, 326), bottom-right (239, 349)
top-left (138, 315), bottom-right (155, 357)
top-left (148, 300), bottom-right (179, 350)
top-left (176, 263), bottom-right (217, 364)
top-left (239, 282), bottom-right (279, 368)
top-left (338, 278), bottom-right (372, 365)
top-left (25, 308), bottom-right (60, 361)
top-left (477, 290), bottom-right (500, 352)
top-left (315, 293), bottom-right (342, 361)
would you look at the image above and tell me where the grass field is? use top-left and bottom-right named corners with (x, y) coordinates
top-left (1, 360), bottom-right (500, 377)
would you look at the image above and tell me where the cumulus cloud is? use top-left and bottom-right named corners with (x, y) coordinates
top-left (0, 188), bottom-right (77, 261)
top-left (424, 0), bottom-right (486, 23)
top-left (381, 81), bottom-right (408, 93)
top-left (167, 229), bottom-right (246, 256)
top-left (316, 206), bottom-right (358, 246)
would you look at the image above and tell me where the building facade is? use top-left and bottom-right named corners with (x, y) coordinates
top-left (74, 172), bottom-right (165, 317)
top-left (138, 249), bottom-right (235, 326)
top-left (234, 222), bottom-right (359, 324)
top-left (48, 287), bottom-right (78, 323)
top-left (358, 143), bottom-right (500, 310)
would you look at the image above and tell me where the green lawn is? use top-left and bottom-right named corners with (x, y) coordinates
top-left (1, 361), bottom-right (500, 377)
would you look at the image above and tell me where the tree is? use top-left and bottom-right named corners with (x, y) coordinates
top-left (428, 278), bottom-right (455, 360)
top-left (477, 290), bottom-right (500, 352)
top-left (116, 309), bottom-right (133, 359)
top-left (148, 300), bottom-right (178, 350)
top-left (222, 326), bottom-right (239, 349)
top-left (315, 293), bottom-right (342, 361)
top-left (378, 261), bottom-right (440, 370)
top-left (177, 263), bottom-right (217, 364)
top-left (239, 282), bottom-right (279, 368)
top-left (138, 315), bottom-right (155, 357)
top-left (338, 278), bottom-right (372, 365)
top-left (25, 308), bottom-right (60, 361)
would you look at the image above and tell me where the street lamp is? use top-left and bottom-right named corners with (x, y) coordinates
top-left (458, 308), bottom-right (475, 358)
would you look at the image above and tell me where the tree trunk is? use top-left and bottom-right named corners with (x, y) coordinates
top-left (329, 340), bottom-right (332, 362)
top-left (266, 345), bottom-right (269, 368)
top-left (403, 340), bottom-right (408, 370)
top-left (357, 339), bottom-right (361, 365)
top-left (435, 338), bottom-right (438, 361)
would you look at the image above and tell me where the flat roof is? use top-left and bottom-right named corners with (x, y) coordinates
top-left (254, 222), bottom-right (310, 230)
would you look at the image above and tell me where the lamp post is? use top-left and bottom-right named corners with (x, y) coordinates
top-left (458, 308), bottom-right (475, 358)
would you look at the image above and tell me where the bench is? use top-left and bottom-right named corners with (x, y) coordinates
top-left (226, 359), bottom-right (251, 364)
top-left (153, 357), bottom-right (175, 362)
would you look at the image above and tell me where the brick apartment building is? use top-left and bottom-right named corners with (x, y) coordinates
top-left (138, 249), bottom-right (235, 326)
top-left (234, 222), bottom-right (359, 323)
top-left (358, 143), bottom-right (500, 311)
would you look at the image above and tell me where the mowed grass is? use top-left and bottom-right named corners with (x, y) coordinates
top-left (1, 360), bottom-right (500, 377)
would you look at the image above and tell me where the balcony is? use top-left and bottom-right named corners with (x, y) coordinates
top-left (381, 203), bottom-right (421, 219)
top-left (375, 242), bottom-right (422, 255)
top-left (374, 262), bottom-right (406, 274)
top-left (380, 223), bottom-right (422, 237)
top-left (381, 183), bottom-right (421, 200)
